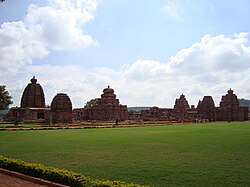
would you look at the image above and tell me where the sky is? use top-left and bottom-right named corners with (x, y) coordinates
top-left (0, 0), bottom-right (250, 108)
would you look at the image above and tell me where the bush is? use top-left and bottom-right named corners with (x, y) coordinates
top-left (0, 156), bottom-right (147, 187)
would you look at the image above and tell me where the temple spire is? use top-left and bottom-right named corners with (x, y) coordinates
top-left (30, 76), bottom-right (37, 84)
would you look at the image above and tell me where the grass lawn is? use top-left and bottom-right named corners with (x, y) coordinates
top-left (1, 122), bottom-right (250, 186)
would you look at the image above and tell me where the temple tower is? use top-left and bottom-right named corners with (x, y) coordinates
top-left (216, 89), bottom-right (248, 121)
top-left (51, 93), bottom-right (73, 123)
top-left (173, 94), bottom-right (190, 120)
top-left (4, 76), bottom-right (49, 123)
top-left (85, 86), bottom-right (128, 121)
top-left (197, 96), bottom-right (216, 121)
top-left (21, 76), bottom-right (45, 108)
top-left (219, 89), bottom-right (239, 121)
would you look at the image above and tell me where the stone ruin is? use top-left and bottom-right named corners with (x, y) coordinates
top-left (21, 76), bottom-right (45, 108)
top-left (51, 93), bottom-right (73, 123)
top-left (4, 77), bottom-right (72, 124)
top-left (173, 94), bottom-right (190, 120)
top-left (73, 86), bottom-right (128, 121)
top-left (129, 90), bottom-right (249, 122)
top-left (216, 89), bottom-right (248, 121)
top-left (3, 77), bottom-right (249, 123)
top-left (197, 96), bottom-right (216, 121)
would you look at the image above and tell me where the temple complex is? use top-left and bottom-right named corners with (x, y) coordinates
top-left (4, 77), bottom-right (73, 124)
top-left (3, 77), bottom-right (249, 123)
top-left (128, 89), bottom-right (248, 122)
top-left (73, 86), bottom-right (128, 121)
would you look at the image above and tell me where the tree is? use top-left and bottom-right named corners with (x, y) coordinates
top-left (0, 85), bottom-right (13, 110)
top-left (84, 98), bottom-right (99, 108)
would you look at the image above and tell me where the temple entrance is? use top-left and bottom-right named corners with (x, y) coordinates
top-left (37, 113), bottom-right (44, 119)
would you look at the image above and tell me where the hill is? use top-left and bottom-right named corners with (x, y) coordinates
top-left (239, 98), bottom-right (250, 112)
top-left (128, 106), bottom-right (150, 111)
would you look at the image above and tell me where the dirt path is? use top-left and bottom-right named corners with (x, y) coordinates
top-left (0, 169), bottom-right (68, 187)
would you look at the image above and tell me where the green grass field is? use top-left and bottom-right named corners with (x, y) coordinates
top-left (1, 122), bottom-right (250, 186)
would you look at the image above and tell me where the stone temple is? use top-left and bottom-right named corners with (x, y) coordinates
top-left (21, 76), bottom-right (45, 108)
top-left (129, 89), bottom-right (249, 122)
top-left (216, 89), bottom-right (248, 121)
top-left (73, 86), bottom-right (128, 121)
top-left (197, 96), bottom-right (216, 121)
top-left (173, 94), bottom-right (190, 120)
top-left (51, 93), bottom-right (73, 123)
top-left (5, 77), bottom-right (73, 124)
top-left (4, 77), bottom-right (249, 123)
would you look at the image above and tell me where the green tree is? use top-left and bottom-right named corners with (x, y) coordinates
top-left (0, 85), bottom-right (13, 110)
top-left (84, 98), bottom-right (98, 108)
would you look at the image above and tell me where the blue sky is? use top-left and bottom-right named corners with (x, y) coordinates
top-left (0, 0), bottom-right (250, 108)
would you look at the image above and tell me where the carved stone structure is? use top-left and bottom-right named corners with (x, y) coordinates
top-left (216, 89), bottom-right (248, 121)
top-left (128, 89), bottom-right (248, 122)
top-left (51, 93), bottom-right (73, 123)
top-left (73, 86), bottom-right (128, 121)
top-left (197, 96), bottom-right (216, 121)
top-left (4, 77), bottom-right (248, 123)
top-left (140, 107), bottom-right (172, 121)
top-left (4, 77), bottom-right (50, 123)
top-left (21, 76), bottom-right (45, 108)
top-left (173, 94), bottom-right (190, 120)
top-left (4, 77), bottom-right (73, 124)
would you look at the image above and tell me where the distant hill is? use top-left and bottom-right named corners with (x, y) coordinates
top-left (239, 98), bottom-right (250, 112)
top-left (128, 107), bottom-right (150, 111)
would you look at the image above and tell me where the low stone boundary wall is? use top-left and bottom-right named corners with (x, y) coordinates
top-left (0, 168), bottom-right (68, 187)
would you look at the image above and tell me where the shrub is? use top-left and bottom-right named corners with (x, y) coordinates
top-left (0, 156), bottom-right (148, 187)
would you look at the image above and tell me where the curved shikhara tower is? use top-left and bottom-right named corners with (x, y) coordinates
top-left (51, 93), bottom-right (73, 123)
top-left (20, 76), bottom-right (45, 108)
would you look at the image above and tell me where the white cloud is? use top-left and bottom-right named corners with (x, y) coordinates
top-left (0, 21), bottom-right (48, 75)
top-left (26, 0), bottom-right (97, 51)
top-left (0, 0), bottom-right (97, 75)
top-left (168, 33), bottom-right (250, 77)
top-left (2, 33), bottom-right (250, 108)
top-left (123, 59), bottom-right (172, 81)
top-left (118, 32), bottom-right (250, 107)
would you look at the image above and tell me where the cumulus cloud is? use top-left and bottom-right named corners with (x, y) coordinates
top-left (123, 33), bottom-right (249, 86)
top-left (123, 59), bottom-right (172, 81)
top-left (118, 33), bottom-right (250, 107)
top-left (26, 0), bottom-right (97, 50)
top-left (3, 32), bottom-right (250, 108)
top-left (168, 33), bottom-right (250, 81)
top-left (0, 21), bottom-right (48, 75)
top-left (0, 0), bottom-right (97, 75)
